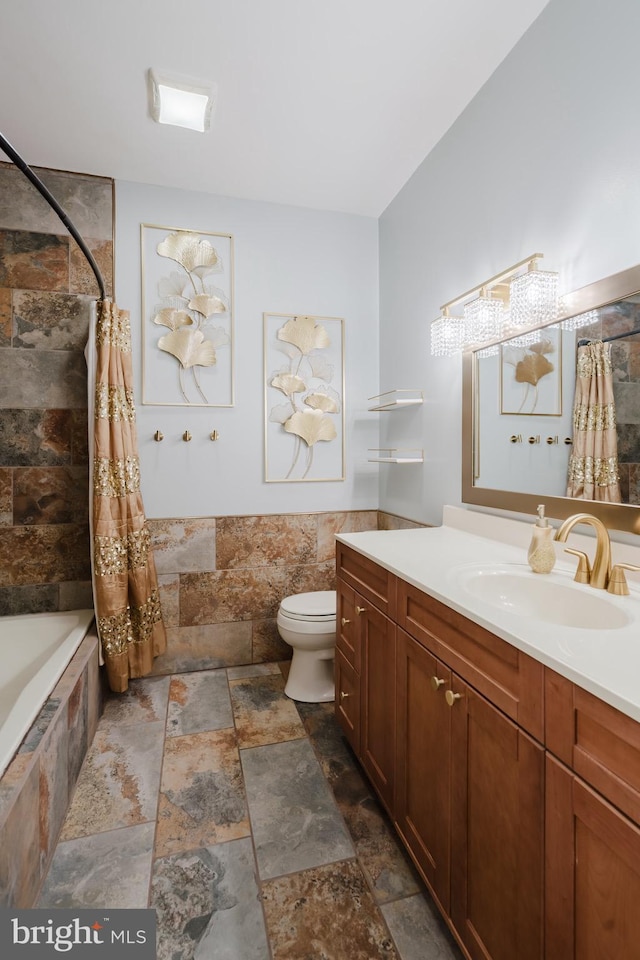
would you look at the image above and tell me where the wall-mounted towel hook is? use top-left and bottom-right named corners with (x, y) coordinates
top-left (528, 435), bottom-right (540, 445)
top-left (509, 434), bottom-right (523, 444)
top-left (564, 437), bottom-right (573, 445)
top-left (153, 430), bottom-right (164, 442)
top-left (546, 435), bottom-right (559, 445)
top-left (210, 430), bottom-right (219, 441)
top-left (182, 430), bottom-right (192, 442)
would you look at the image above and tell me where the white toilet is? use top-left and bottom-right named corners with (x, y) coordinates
top-left (276, 590), bottom-right (337, 702)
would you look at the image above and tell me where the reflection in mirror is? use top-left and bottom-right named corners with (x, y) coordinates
top-left (462, 263), bottom-right (640, 534)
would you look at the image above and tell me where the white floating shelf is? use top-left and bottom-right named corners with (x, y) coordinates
top-left (368, 448), bottom-right (424, 464)
top-left (367, 389), bottom-right (424, 411)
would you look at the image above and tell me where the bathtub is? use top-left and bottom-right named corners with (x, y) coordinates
top-left (0, 609), bottom-right (95, 780)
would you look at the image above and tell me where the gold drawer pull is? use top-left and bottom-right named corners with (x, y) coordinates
top-left (356, 605), bottom-right (367, 615)
top-left (445, 690), bottom-right (462, 707)
top-left (431, 677), bottom-right (445, 691)
top-left (341, 617), bottom-right (351, 626)
top-left (340, 690), bottom-right (351, 701)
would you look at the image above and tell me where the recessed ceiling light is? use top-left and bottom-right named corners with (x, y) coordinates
top-left (148, 69), bottom-right (217, 133)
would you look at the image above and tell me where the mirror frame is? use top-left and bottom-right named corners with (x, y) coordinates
top-left (462, 261), bottom-right (640, 535)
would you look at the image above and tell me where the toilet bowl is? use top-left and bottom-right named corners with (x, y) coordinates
top-left (276, 590), bottom-right (336, 703)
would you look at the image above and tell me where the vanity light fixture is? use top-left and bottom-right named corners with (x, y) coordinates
top-left (430, 308), bottom-right (467, 356)
top-left (560, 309), bottom-right (599, 332)
top-left (463, 288), bottom-right (505, 344)
top-left (509, 258), bottom-right (559, 328)
top-left (148, 69), bottom-right (217, 132)
top-left (430, 252), bottom-right (559, 356)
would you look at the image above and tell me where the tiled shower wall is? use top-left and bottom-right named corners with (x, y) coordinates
top-left (0, 162), bottom-right (113, 615)
top-left (581, 300), bottom-right (640, 503)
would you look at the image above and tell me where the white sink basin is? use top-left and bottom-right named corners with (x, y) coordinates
top-left (453, 564), bottom-right (634, 630)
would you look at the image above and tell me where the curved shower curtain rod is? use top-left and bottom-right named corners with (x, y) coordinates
top-left (0, 131), bottom-right (106, 301)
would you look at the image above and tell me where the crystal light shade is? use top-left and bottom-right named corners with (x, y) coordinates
top-left (463, 295), bottom-right (505, 346)
top-left (509, 268), bottom-right (559, 328)
top-left (430, 315), bottom-right (467, 356)
top-left (560, 309), bottom-right (598, 332)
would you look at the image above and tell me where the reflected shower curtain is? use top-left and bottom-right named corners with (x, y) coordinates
top-left (87, 300), bottom-right (166, 692)
top-left (566, 341), bottom-right (621, 502)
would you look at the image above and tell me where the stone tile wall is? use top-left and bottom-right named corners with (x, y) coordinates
top-left (0, 631), bottom-right (103, 907)
top-left (0, 163), bottom-right (114, 615)
top-left (148, 510), bottom-right (380, 674)
top-left (604, 302), bottom-right (640, 504)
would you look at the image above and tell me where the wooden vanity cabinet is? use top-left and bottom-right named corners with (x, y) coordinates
top-left (337, 541), bottom-right (640, 959)
top-left (336, 544), bottom-right (397, 813)
top-left (337, 542), bottom-right (545, 960)
top-left (395, 628), bottom-right (452, 912)
top-left (449, 676), bottom-right (544, 960)
top-left (396, 626), bottom-right (544, 960)
top-left (544, 668), bottom-right (640, 959)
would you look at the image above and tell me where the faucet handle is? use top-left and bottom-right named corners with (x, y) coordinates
top-left (564, 548), bottom-right (591, 584)
top-left (607, 562), bottom-right (640, 596)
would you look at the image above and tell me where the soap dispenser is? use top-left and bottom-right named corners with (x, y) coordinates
top-left (527, 504), bottom-right (556, 574)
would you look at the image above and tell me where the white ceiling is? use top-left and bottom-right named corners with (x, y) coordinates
top-left (0, 0), bottom-right (551, 217)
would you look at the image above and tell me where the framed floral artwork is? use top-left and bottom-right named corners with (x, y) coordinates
top-left (500, 327), bottom-right (562, 416)
top-left (264, 313), bottom-right (345, 482)
top-left (141, 224), bottom-right (234, 406)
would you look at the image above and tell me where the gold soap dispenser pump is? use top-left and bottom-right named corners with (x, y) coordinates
top-left (527, 504), bottom-right (556, 574)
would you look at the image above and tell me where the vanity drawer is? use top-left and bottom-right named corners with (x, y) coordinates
top-left (335, 648), bottom-right (360, 753)
top-left (336, 543), bottom-right (396, 619)
top-left (397, 579), bottom-right (544, 741)
top-left (545, 668), bottom-right (640, 824)
top-left (336, 578), bottom-right (361, 671)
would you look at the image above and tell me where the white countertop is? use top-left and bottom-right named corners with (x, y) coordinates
top-left (336, 507), bottom-right (640, 723)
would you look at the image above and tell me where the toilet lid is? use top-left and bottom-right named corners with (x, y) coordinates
top-left (280, 590), bottom-right (336, 622)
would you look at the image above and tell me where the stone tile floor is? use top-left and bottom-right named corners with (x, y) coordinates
top-left (37, 661), bottom-right (463, 960)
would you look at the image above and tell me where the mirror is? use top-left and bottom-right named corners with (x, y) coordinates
top-left (462, 262), bottom-right (640, 535)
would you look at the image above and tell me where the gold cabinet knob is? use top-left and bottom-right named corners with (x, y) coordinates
top-left (183, 430), bottom-right (192, 442)
top-left (340, 617), bottom-right (351, 626)
top-left (340, 691), bottom-right (350, 701)
top-left (153, 430), bottom-right (164, 442)
top-left (431, 677), bottom-right (445, 691)
top-left (356, 606), bottom-right (367, 615)
top-left (445, 690), bottom-right (462, 707)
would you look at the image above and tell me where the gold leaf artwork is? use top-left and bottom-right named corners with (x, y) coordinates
top-left (284, 410), bottom-right (337, 446)
top-left (153, 308), bottom-right (194, 331)
top-left (271, 374), bottom-right (307, 397)
top-left (188, 294), bottom-right (228, 318)
top-left (515, 352), bottom-right (554, 386)
top-left (157, 232), bottom-right (221, 275)
top-left (304, 391), bottom-right (340, 413)
top-left (277, 316), bottom-right (330, 355)
top-left (158, 329), bottom-right (217, 369)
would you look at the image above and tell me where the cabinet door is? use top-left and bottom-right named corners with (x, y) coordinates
top-left (360, 599), bottom-right (396, 812)
top-left (450, 678), bottom-right (544, 960)
top-left (546, 754), bottom-right (640, 960)
top-left (396, 628), bottom-right (452, 912)
top-left (335, 647), bottom-right (360, 753)
top-left (336, 578), bottom-right (360, 671)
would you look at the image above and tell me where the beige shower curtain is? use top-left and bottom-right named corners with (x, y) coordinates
top-left (566, 340), bottom-right (621, 502)
top-left (89, 300), bottom-right (166, 692)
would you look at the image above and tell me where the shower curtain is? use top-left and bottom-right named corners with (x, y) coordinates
top-left (87, 300), bottom-right (166, 692)
top-left (566, 340), bottom-right (621, 502)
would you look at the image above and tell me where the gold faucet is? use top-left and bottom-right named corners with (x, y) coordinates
top-left (554, 513), bottom-right (611, 590)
